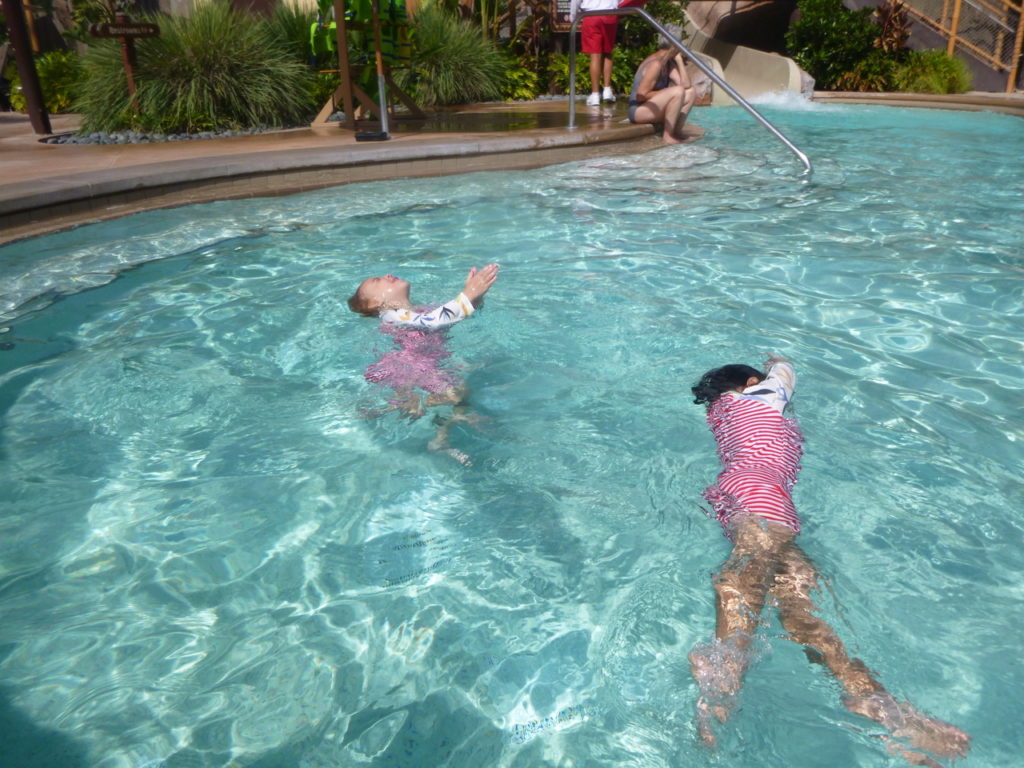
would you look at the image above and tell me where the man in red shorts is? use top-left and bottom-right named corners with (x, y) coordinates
top-left (577, 0), bottom-right (620, 106)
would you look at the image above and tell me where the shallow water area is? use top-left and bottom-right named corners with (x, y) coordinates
top-left (0, 98), bottom-right (1022, 768)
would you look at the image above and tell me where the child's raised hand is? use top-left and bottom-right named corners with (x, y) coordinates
top-left (463, 263), bottom-right (499, 306)
top-left (765, 353), bottom-right (790, 367)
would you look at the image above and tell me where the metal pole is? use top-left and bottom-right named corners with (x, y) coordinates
top-left (568, 34), bottom-right (577, 130)
top-left (1, 0), bottom-right (51, 135)
top-left (569, 7), bottom-right (812, 176)
top-left (371, 0), bottom-right (390, 136)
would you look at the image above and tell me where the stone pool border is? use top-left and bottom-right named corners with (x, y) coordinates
top-left (812, 90), bottom-right (1024, 117)
top-left (2, 91), bottom-right (1021, 246)
top-left (0, 107), bottom-right (666, 246)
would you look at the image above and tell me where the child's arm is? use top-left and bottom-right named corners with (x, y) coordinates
top-left (740, 355), bottom-right (796, 412)
top-left (461, 263), bottom-right (499, 307)
top-left (380, 264), bottom-right (499, 329)
top-left (379, 294), bottom-right (475, 329)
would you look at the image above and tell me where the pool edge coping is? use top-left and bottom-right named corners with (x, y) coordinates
top-left (0, 122), bottom-right (664, 246)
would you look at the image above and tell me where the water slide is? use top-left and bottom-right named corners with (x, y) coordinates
top-left (682, 0), bottom-right (812, 105)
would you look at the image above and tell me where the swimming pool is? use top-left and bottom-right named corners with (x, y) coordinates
top-left (0, 99), bottom-right (1021, 768)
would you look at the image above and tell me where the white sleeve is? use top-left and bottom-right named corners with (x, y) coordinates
top-left (740, 361), bottom-right (796, 413)
top-left (378, 292), bottom-right (475, 329)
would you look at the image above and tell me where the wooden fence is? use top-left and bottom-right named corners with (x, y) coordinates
top-left (901, 0), bottom-right (1023, 91)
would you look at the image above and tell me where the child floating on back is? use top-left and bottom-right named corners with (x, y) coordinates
top-left (348, 264), bottom-right (498, 462)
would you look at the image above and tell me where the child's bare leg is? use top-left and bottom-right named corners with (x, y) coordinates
top-left (359, 388), bottom-right (423, 420)
top-left (690, 515), bottom-right (784, 744)
top-left (773, 544), bottom-right (880, 695)
top-left (426, 387), bottom-right (472, 465)
top-left (773, 545), bottom-right (970, 762)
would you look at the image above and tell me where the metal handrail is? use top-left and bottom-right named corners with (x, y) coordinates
top-left (568, 7), bottom-right (813, 177)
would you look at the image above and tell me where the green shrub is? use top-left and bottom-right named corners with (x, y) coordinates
top-left (892, 49), bottom-right (972, 93)
top-left (619, 0), bottom-right (688, 52)
top-left (76, 0), bottom-right (315, 134)
top-left (63, 0), bottom-right (115, 44)
top-left (501, 56), bottom-right (542, 101)
top-left (834, 48), bottom-right (897, 91)
top-left (270, 0), bottom-right (319, 65)
top-left (548, 44), bottom-right (652, 96)
top-left (547, 52), bottom-right (589, 94)
top-left (8, 49), bottom-right (84, 113)
top-left (394, 1), bottom-right (504, 106)
top-left (786, 0), bottom-right (877, 89)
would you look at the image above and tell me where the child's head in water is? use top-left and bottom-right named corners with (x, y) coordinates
top-left (348, 274), bottom-right (412, 317)
top-left (691, 364), bottom-right (765, 406)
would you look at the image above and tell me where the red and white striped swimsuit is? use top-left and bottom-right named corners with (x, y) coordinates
top-left (702, 363), bottom-right (804, 534)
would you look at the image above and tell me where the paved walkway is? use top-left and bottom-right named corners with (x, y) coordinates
top-left (0, 101), bottom-right (684, 245)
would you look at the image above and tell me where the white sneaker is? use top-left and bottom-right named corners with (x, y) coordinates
top-left (602, 87), bottom-right (616, 103)
top-left (586, 92), bottom-right (601, 107)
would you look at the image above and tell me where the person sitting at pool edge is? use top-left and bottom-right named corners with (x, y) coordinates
top-left (628, 42), bottom-right (696, 144)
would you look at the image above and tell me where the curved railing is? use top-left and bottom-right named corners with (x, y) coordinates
top-left (568, 7), bottom-right (813, 177)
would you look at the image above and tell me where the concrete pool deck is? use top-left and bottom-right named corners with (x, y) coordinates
top-left (2, 90), bottom-right (1021, 246)
top-left (0, 100), bottom-right (679, 245)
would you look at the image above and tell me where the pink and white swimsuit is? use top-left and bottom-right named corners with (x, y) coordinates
top-left (363, 293), bottom-right (475, 396)
top-left (702, 362), bottom-right (805, 534)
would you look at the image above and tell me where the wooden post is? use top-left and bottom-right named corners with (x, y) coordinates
top-left (1, 0), bottom-right (51, 134)
top-left (88, 16), bottom-right (159, 108)
top-left (947, 0), bottom-right (963, 57)
top-left (116, 15), bottom-right (139, 99)
top-left (1008, 4), bottom-right (1024, 92)
top-left (334, 0), bottom-right (357, 129)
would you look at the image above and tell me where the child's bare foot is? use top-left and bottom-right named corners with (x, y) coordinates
top-left (427, 430), bottom-right (472, 466)
top-left (689, 640), bottom-right (747, 747)
top-left (427, 437), bottom-right (472, 466)
top-left (843, 693), bottom-right (970, 763)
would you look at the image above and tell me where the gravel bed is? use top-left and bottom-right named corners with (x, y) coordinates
top-left (42, 126), bottom-right (295, 145)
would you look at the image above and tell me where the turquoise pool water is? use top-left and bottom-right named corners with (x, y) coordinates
top-left (0, 100), bottom-right (1021, 768)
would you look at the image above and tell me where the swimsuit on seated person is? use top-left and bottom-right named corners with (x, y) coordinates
top-left (628, 58), bottom-right (673, 122)
top-left (702, 361), bottom-right (804, 534)
top-left (364, 293), bottom-right (475, 396)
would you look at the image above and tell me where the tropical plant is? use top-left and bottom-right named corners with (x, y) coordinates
top-left (873, 0), bottom-right (911, 54)
top-left (834, 48), bottom-right (897, 91)
top-left (501, 55), bottom-right (542, 100)
top-left (395, 1), bottom-right (505, 105)
top-left (547, 43), bottom-right (654, 96)
top-left (62, 0), bottom-right (116, 44)
top-left (8, 49), bottom-right (84, 112)
top-left (893, 49), bottom-right (971, 93)
top-left (619, 0), bottom-right (688, 52)
top-left (270, 0), bottom-right (318, 65)
top-left (76, 0), bottom-right (315, 133)
top-left (786, 0), bottom-right (877, 89)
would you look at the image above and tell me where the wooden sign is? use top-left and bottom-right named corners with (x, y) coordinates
top-left (87, 16), bottom-right (159, 101)
top-left (552, 0), bottom-right (573, 32)
top-left (89, 22), bottom-right (160, 38)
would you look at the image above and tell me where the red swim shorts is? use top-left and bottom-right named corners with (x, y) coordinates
top-left (581, 16), bottom-right (618, 54)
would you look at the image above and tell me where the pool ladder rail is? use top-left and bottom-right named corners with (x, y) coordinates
top-left (568, 7), bottom-right (813, 178)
